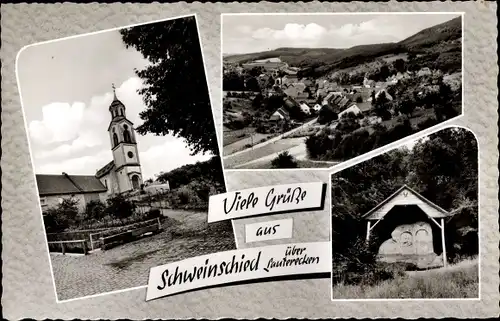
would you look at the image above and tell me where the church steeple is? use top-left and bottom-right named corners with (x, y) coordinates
top-left (109, 83), bottom-right (126, 119)
top-left (101, 83), bottom-right (143, 194)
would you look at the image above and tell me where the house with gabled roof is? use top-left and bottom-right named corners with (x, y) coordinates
top-left (36, 173), bottom-right (107, 213)
top-left (270, 107), bottom-right (290, 121)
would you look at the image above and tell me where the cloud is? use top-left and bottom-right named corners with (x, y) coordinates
top-left (236, 25), bottom-right (252, 34)
top-left (32, 76), bottom-right (213, 178)
top-left (253, 23), bottom-right (327, 42)
top-left (140, 139), bottom-right (213, 180)
top-left (36, 150), bottom-right (111, 175)
top-left (30, 76), bottom-right (145, 161)
top-left (223, 16), bottom-right (415, 54)
top-left (29, 102), bottom-right (86, 143)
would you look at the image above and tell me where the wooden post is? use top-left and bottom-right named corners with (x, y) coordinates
top-left (157, 217), bottom-right (161, 230)
top-left (82, 240), bottom-right (87, 255)
top-left (366, 221), bottom-right (371, 242)
top-left (90, 234), bottom-right (94, 251)
top-left (441, 218), bottom-right (447, 267)
top-left (61, 242), bottom-right (65, 255)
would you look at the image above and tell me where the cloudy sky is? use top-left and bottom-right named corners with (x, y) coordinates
top-left (17, 26), bottom-right (213, 180)
top-left (222, 13), bottom-right (461, 55)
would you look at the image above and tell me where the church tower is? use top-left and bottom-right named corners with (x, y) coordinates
top-left (107, 84), bottom-right (143, 192)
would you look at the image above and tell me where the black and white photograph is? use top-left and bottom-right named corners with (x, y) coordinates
top-left (330, 126), bottom-right (478, 299)
top-left (221, 13), bottom-right (463, 169)
top-left (17, 15), bottom-right (235, 302)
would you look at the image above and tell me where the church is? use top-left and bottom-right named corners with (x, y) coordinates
top-left (36, 85), bottom-right (144, 212)
top-left (95, 85), bottom-right (144, 195)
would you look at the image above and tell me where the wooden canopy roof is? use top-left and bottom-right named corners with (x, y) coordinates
top-left (362, 185), bottom-right (451, 221)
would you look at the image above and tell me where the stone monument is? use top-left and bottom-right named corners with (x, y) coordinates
top-left (378, 221), bottom-right (443, 268)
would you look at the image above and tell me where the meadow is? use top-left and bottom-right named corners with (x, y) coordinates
top-left (331, 258), bottom-right (478, 299)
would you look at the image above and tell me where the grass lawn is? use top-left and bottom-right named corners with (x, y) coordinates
top-left (331, 258), bottom-right (479, 299)
top-left (223, 127), bottom-right (256, 146)
top-left (223, 128), bottom-right (275, 155)
top-left (224, 137), bottom-right (305, 169)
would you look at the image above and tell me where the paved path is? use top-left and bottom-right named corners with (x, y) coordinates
top-left (234, 140), bottom-right (341, 169)
top-left (51, 211), bottom-right (235, 301)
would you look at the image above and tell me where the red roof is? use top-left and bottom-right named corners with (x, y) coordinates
top-left (36, 174), bottom-right (107, 196)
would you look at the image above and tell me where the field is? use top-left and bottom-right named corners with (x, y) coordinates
top-left (223, 127), bottom-right (275, 155)
top-left (331, 258), bottom-right (478, 299)
top-left (223, 137), bottom-right (306, 169)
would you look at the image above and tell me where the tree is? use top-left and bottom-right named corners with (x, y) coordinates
top-left (84, 200), bottom-right (106, 221)
top-left (373, 91), bottom-right (392, 120)
top-left (265, 75), bottom-right (275, 89)
top-left (245, 77), bottom-right (260, 92)
top-left (398, 92), bottom-right (417, 117)
top-left (252, 93), bottom-right (264, 109)
top-left (43, 198), bottom-right (80, 233)
top-left (223, 72), bottom-right (245, 91)
top-left (393, 58), bottom-right (406, 73)
top-left (271, 151), bottom-right (298, 168)
top-left (120, 16), bottom-right (219, 155)
top-left (105, 194), bottom-right (136, 220)
top-left (318, 106), bottom-right (338, 125)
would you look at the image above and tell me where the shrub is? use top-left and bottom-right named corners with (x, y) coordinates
top-left (43, 198), bottom-right (80, 233)
top-left (416, 116), bottom-right (439, 130)
top-left (177, 187), bottom-right (193, 205)
top-left (271, 151), bottom-right (299, 168)
top-left (318, 106), bottom-right (338, 124)
top-left (105, 194), bottom-right (136, 220)
top-left (84, 200), bottom-right (106, 221)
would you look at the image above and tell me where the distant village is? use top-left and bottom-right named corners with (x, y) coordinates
top-left (222, 54), bottom-right (460, 166)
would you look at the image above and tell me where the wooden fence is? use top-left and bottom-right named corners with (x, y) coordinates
top-left (89, 217), bottom-right (162, 251)
top-left (47, 217), bottom-right (162, 254)
top-left (47, 239), bottom-right (88, 255)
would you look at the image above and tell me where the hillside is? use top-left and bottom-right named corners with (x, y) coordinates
top-left (399, 16), bottom-right (462, 51)
top-left (224, 16), bottom-right (462, 76)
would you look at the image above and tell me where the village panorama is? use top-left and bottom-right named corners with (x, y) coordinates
top-left (222, 15), bottom-right (462, 169)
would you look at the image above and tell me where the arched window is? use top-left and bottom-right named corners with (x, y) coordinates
top-left (123, 129), bottom-right (131, 143)
top-left (113, 133), bottom-right (119, 147)
top-left (104, 179), bottom-right (108, 189)
top-left (131, 175), bottom-right (140, 190)
top-left (120, 109), bottom-right (124, 116)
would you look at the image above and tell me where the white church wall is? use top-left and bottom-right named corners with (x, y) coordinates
top-left (117, 168), bottom-right (132, 193)
top-left (123, 145), bottom-right (140, 164)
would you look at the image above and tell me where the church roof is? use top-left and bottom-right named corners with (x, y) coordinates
top-left (36, 174), bottom-right (107, 196)
top-left (96, 160), bottom-right (115, 178)
top-left (362, 185), bottom-right (450, 220)
top-left (109, 84), bottom-right (125, 111)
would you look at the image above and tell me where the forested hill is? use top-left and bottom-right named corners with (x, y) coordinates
top-left (399, 16), bottom-right (462, 50)
top-left (224, 16), bottom-right (462, 75)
